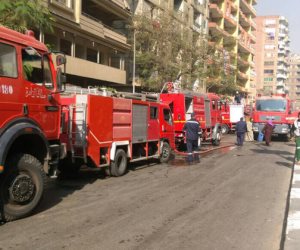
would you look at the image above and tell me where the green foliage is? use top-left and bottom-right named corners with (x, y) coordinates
top-left (0, 0), bottom-right (54, 33)
top-left (132, 12), bottom-right (238, 95)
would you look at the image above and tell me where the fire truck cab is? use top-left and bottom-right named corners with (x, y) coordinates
top-left (0, 27), bottom-right (66, 221)
top-left (252, 94), bottom-right (295, 140)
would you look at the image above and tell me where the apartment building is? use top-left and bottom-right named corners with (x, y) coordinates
top-left (254, 16), bottom-right (290, 95)
top-left (286, 54), bottom-right (300, 106)
top-left (129, 0), bottom-right (209, 34)
top-left (35, 0), bottom-right (131, 88)
top-left (209, 0), bottom-right (257, 101)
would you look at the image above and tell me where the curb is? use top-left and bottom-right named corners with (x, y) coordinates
top-left (284, 162), bottom-right (300, 249)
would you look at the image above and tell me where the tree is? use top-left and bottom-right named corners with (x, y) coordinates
top-left (0, 0), bottom-right (54, 33)
top-left (132, 11), bottom-right (238, 95)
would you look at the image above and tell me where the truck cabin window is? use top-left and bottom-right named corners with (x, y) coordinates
top-left (22, 48), bottom-right (54, 89)
top-left (163, 109), bottom-right (173, 125)
top-left (0, 43), bottom-right (18, 78)
top-left (256, 99), bottom-right (287, 112)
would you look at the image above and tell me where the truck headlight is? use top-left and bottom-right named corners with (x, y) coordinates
top-left (282, 128), bottom-right (288, 132)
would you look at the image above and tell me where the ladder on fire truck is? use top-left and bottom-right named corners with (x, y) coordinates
top-left (68, 104), bottom-right (88, 164)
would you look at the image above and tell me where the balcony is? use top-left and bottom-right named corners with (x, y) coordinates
top-left (224, 12), bottom-right (238, 28)
top-left (240, 0), bottom-right (256, 17)
top-left (209, 4), bottom-right (223, 18)
top-left (238, 28), bottom-right (254, 54)
top-left (238, 70), bottom-right (249, 80)
top-left (209, 22), bottom-right (226, 38)
top-left (65, 56), bottom-right (126, 84)
top-left (80, 14), bottom-right (128, 45)
top-left (277, 73), bottom-right (287, 80)
top-left (239, 10), bottom-right (250, 28)
top-left (238, 55), bottom-right (250, 67)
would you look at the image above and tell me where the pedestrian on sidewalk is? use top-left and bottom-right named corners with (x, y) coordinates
top-left (262, 119), bottom-right (274, 146)
top-left (293, 112), bottom-right (300, 164)
top-left (245, 117), bottom-right (254, 142)
top-left (235, 117), bottom-right (247, 146)
top-left (183, 113), bottom-right (200, 164)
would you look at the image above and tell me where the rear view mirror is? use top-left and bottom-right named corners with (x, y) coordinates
top-left (56, 55), bottom-right (66, 66)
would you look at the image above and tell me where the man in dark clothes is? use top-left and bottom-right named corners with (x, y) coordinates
top-left (234, 91), bottom-right (241, 104)
top-left (183, 113), bottom-right (201, 164)
top-left (235, 117), bottom-right (247, 146)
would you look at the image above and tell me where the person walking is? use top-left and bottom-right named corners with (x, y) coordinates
top-left (235, 117), bottom-right (247, 146)
top-left (183, 113), bottom-right (200, 164)
top-left (294, 112), bottom-right (300, 164)
top-left (262, 119), bottom-right (274, 146)
top-left (245, 117), bottom-right (254, 142)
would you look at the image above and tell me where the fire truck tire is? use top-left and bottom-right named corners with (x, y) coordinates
top-left (110, 149), bottom-right (127, 177)
top-left (0, 154), bottom-right (45, 222)
top-left (160, 142), bottom-right (171, 163)
top-left (221, 124), bottom-right (229, 134)
top-left (212, 132), bottom-right (221, 146)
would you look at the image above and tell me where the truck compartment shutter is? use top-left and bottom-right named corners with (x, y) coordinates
top-left (132, 104), bottom-right (148, 143)
top-left (205, 99), bottom-right (211, 128)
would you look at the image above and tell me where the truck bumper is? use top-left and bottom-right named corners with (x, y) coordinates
top-left (253, 123), bottom-right (290, 135)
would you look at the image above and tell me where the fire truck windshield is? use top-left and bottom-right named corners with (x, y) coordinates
top-left (256, 99), bottom-right (287, 112)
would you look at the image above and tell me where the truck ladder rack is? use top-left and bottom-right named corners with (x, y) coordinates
top-left (68, 104), bottom-right (87, 164)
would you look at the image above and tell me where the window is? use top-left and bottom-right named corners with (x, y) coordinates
top-left (22, 47), bottom-right (53, 89)
top-left (264, 61), bottom-right (274, 66)
top-left (256, 99), bottom-right (287, 112)
top-left (265, 19), bottom-right (276, 25)
top-left (0, 43), bottom-right (18, 78)
top-left (264, 44), bottom-right (276, 50)
top-left (53, 0), bottom-right (73, 9)
top-left (87, 48), bottom-right (97, 63)
top-left (60, 39), bottom-right (72, 56)
top-left (264, 77), bottom-right (273, 82)
top-left (163, 109), bottom-right (173, 125)
top-left (150, 106), bottom-right (158, 119)
top-left (264, 69), bottom-right (274, 74)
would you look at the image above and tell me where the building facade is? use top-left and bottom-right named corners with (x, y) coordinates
top-left (254, 16), bottom-right (290, 95)
top-left (208, 0), bottom-right (257, 101)
top-left (35, 0), bottom-right (131, 89)
top-left (286, 54), bottom-right (300, 106)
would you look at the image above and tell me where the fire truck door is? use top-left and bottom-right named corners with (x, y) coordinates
top-left (21, 48), bottom-right (59, 138)
top-left (148, 104), bottom-right (160, 140)
top-left (160, 107), bottom-right (174, 140)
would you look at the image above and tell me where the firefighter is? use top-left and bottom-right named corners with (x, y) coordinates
top-left (183, 113), bottom-right (201, 164)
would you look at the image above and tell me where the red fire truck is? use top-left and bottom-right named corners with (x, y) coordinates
top-left (252, 94), bottom-right (295, 140)
top-left (58, 92), bottom-right (175, 177)
top-left (160, 90), bottom-right (222, 149)
top-left (0, 27), bottom-right (66, 221)
top-left (0, 27), bottom-right (175, 221)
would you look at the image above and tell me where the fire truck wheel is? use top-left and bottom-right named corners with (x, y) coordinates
top-left (0, 154), bottom-right (46, 222)
top-left (110, 149), bottom-right (128, 177)
top-left (212, 132), bottom-right (221, 146)
top-left (221, 124), bottom-right (229, 134)
top-left (160, 142), bottom-right (171, 163)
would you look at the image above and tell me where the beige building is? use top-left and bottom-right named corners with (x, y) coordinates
top-left (286, 54), bottom-right (300, 106)
top-left (209, 0), bottom-right (257, 101)
top-left (35, 0), bottom-right (131, 88)
top-left (254, 16), bottom-right (290, 95)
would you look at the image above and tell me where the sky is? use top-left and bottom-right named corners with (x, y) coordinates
top-left (256, 0), bottom-right (300, 54)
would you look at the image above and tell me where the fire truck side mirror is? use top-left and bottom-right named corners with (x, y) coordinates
top-left (56, 67), bottom-right (66, 91)
top-left (56, 55), bottom-right (66, 66)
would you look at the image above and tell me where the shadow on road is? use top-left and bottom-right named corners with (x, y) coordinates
top-left (33, 170), bottom-right (106, 216)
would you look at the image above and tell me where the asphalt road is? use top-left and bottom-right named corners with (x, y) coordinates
top-left (0, 135), bottom-right (294, 250)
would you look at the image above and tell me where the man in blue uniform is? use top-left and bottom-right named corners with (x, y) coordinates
top-left (235, 117), bottom-right (247, 146)
top-left (183, 113), bottom-right (201, 164)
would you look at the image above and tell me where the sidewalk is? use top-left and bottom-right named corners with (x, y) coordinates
top-left (284, 162), bottom-right (300, 249)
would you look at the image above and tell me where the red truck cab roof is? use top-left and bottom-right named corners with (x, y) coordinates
top-left (0, 26), bottom-right (48, 52)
